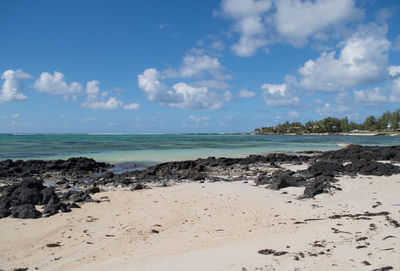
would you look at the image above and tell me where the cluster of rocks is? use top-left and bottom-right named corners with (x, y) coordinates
top-left (0, 178), bottom-right (90, 219)
top-left (93, 145), bottom-right (400, 199)
top-left (0, 145), bottom-right (399, 219)
top-left (0, 176), bottom-right (102, 219)
top-left (93, 153), bottom-right (310, 186)
top-left (255, 146), bottom-right (400, 198)
top-left (0, 157), bottom-right (111, 219)
top-left (318, 145), bottom-right (400, 162)
top-left (0, 157), bottom-right (111, 180)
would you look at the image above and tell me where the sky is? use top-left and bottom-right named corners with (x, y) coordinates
top-left (1, 0), bottom-right (400, 133)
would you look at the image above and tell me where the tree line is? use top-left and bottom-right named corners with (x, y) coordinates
top-left (254, 109), bottom-right (400, 134)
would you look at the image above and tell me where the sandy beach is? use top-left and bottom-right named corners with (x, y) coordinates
top-left (1, 168), bottom-right (399, 271)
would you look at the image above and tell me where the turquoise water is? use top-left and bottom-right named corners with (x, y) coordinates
top-left (0, 134), bottom-right (399, 165)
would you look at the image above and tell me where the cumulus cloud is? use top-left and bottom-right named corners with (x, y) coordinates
top-left (138, 69), bottom-right (228, 110)
top-left (388, 66), bottom-right (400, 77)
top-left (81, 80), bottom-right (122, 110)
top-left (34, 71), bottom-right (82, 99)
top-left (238, 89), bottom-right (256, 98)
top-left (0, 69), bottom-right (30, 103)
top-left (261, 83), bottom-right (299, 107)
top-left (170, 82), bottom-right (224, 110)
top-left (298, 24), bottom-right (390, 92)
top-left (274, 0), bottom-right (363, 43)
top-left (138, 51), bottom-right (232, 110)
top-left (219, 0), bottom-right (363, 56)
top-left (220, 0), bottom-right (272, 56)
top-left (138, 68), bottom-right (164, 99)
top-left (123, 103), bottom-right (141, 110)
top-left (138, 68), bottom-right (177, 103)
top-left (164, 53), bottom-right (227, 80)
top-left (354, 87), bottom-right (387, 106)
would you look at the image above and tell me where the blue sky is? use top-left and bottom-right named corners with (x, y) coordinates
top-left (1, 0), bottom-right (400, 133)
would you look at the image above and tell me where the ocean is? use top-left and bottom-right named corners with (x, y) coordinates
top-left (0, 134), bottom-right (399, 165)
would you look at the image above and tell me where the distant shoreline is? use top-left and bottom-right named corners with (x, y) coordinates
top-left (251, 131), bottom-right (400, 136)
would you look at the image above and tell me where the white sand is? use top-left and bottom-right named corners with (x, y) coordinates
top-left (1, 174), bottom-right (400, 271)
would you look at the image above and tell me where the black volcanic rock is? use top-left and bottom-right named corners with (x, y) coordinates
top-left (268, 170), bottom-right (306, 190)
top-left (0, 157), bottom-right (111, 179)
top-left (344, 160), bottom-right (400, 176)
top-left (0, 196), bottom-right (12, 218)
top-left (306, 161), bottom-right (345, 177)
top-left (10, 204), bottom-right (42, 219)
top-left (41, 187), bottom-right (59, 205)
top-left (0, 178), bottom-right (69, 219)
top-left (11, 178), bottom-right (45, 205)
top-left (318, 145), bottom-right (400, 163)
top-left (111, 153), bottom-right (310, 184)
top-left (43, 199), bottom-right (70, 217)
top-left (303, 176), bottom-right (336, 198)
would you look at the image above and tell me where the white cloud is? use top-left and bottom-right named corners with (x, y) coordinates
top-left (164, 53), bottom-right (226, 79)
top-left (238, 89), bottom-right (256, 98)
top-left (220, 0), bottom-right (272, 57)
top-left (81, 80), bottom-right (122, 110)
top-left (138, 69), bottom-right (228, 110)
top-left (34, 71), bottom-right (82, 99)
top-left (138, 68), bottom-right (163, 98)
top-left (123, 103), bottom-right (141, 110)
top-left (83, 97), bottom-right (121, 110)
top-left (11, 113), bottom-right (19, 119)
top-left (230, 20), bottom-right (267, 57)
top-left (388, 66), bottom-right (400, 77)
top-left (0, 69), bottom-right (30, 103)
top-left (261, 83), bottom-right (299, 107)
top-left (138, 68), bottom-right (178, 103)
top-left (274, 0), bottom-right (363, 43)
top-left (219, 0), bottom-right (363, 56)
top-left (354, 87), bottom-right (387, 105)
top-left (170, 82), bottom-right (223, 110)
top-left (138, 51), bottom-right (232, 110)
top-left (298, 24), bottom-right (390, 92)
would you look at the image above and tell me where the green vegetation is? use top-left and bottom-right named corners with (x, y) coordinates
top-left (255, 109), bottom-right (400, 134)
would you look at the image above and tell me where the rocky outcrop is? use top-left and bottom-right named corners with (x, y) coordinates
top-left (0, 178), bottom-right (94, 219)
top-left (318, 145), bottom-right (400, 163)
top-left (0, 157), bottom-right (111, 179)
top-left (1, 145), bottom-right (399, 219)
top-left (254, 145), bottom-right (400, 198)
